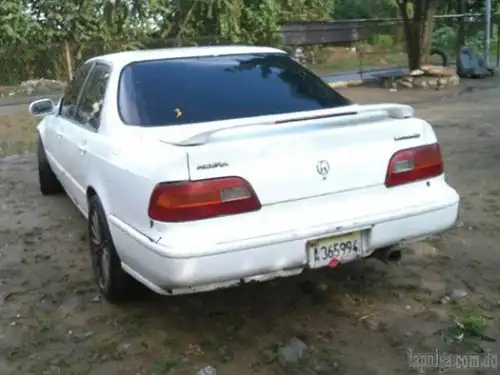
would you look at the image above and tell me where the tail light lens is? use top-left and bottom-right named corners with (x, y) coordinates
top-left (148, 177), bottom-right (261, 222)
top-left (385, 143), bottom-right (443, 187)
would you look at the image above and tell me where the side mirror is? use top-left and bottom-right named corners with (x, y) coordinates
top-left (29, 98), bottom-right (55, 117)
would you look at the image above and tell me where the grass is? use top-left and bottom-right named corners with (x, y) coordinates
top-left (282, 343), bottom-right (346, 375)
top-left (308, 48), bottom-right (500, 76)
top-left (309, 51), bottom-right (408, 76)
top-left (454, 306), bottom-right (490, 334)
top-left (437, 305), bottom-right (495, 353)
top-left (154, 355), bottom-right (184, 374)
top-left (0, 109), bottom-right (38, 156)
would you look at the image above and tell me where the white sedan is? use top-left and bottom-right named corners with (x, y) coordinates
top-left (29, 45), bottom-right (460, 303)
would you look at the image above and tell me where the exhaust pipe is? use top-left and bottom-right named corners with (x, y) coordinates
top-left (371, 246), bottom-right (402, 264)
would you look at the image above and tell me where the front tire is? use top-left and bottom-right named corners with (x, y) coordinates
top-left (36, 134), bottom-right (64, 195)
top-left (88, 195), bottom-right (138, 303)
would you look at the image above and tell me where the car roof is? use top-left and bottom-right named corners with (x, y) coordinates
top-left (89, 45), bottom-right (286, 69)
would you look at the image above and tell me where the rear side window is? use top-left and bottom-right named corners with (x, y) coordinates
top-left (117, 53), bottom-right (352, 126)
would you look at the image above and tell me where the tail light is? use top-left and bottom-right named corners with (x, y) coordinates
top-left (148, 177), bottom-right (261, 222)
top-left (385, 143), bottom-right (443, 187)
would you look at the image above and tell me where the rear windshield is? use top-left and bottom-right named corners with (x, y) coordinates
top-left (117, 52), bottom-right (352, 126)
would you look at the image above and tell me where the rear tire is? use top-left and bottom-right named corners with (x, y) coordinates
top-left (36, 134), bottom-right (64, 195)
top-left (88, 195), bottom-right (139, 303)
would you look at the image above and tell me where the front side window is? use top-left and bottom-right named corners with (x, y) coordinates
top-left (75, 64), bottom-right (110, 129)
top-left (117, 53), bottom-right (352, 127)
top-left (60, 62), bottom-right (93, 120)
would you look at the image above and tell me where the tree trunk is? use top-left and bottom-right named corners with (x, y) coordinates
top-left (407, 24), bottom-right (421, 70)
top-left (397, 0), bottom-right (439, 70)
top-left (420, 2), bottom-right (437, 65)
top-left (63, 40), bottom-right (74, 82)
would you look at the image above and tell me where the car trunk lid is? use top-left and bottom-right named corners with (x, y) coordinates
top-left (154, 104), bottom-right (426, 205)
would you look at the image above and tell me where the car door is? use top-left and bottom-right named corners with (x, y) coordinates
top-left (63, 63), bottom-right (111, 211)
top-left (49, 62), bottom-right (94, 193)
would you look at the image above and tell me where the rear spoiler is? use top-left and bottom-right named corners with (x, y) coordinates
top-left (163, 103), bottom-right (413, 147)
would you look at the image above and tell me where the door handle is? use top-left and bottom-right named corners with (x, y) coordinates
top-left (56, 131), bottom-right (63, 139)
top-left (78, 141), bottom-right (87, 155)
top-left (78, 143), bottom-right (87, 155)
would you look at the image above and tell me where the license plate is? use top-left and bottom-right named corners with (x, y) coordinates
top-left (307, 231), bottom-right (365, 269)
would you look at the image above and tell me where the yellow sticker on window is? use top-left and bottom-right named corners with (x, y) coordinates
top-left (174, 108), bottom-right (182, 119)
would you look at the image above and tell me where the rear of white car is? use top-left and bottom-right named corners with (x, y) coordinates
top-left (105, 47), bottom-right (459, 296)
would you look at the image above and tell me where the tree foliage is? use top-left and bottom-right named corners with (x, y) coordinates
top-left (333, 0), bottom-right (398, 19)
top-left (1, 0), bottom-right (335, 54)
top-left (0, 0), bottom-right (39, 44)
top-left (0, 0), bottom-right (491, 83)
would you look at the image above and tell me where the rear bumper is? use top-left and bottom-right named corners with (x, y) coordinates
top-left (109, 180), bottom-right (459, 295)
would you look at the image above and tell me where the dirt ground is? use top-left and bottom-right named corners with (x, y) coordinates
top-left (2, 80), bottom-right (500, 375)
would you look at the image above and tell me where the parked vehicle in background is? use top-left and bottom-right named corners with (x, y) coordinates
top-left (29, 45), bottom-right (460, 304)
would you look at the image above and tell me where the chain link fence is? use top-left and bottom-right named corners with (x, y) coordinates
top-left (298, 13), bottom-right (500, 77)
top-left (0, 13), bottom-right (498, 100)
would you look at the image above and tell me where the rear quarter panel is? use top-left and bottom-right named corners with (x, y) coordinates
top-left (95, 136), bottom-right (190, 241)
top-left (83, 64), bottom-right (191, 239)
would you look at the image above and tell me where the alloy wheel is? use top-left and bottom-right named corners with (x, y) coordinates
top-left (90, 211), bottom-right (111, 291)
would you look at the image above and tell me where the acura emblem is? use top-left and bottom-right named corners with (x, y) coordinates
top-left (316, 160), bottom-right (330, 176)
